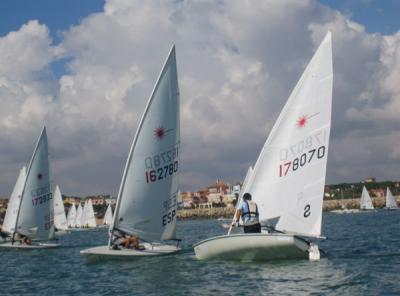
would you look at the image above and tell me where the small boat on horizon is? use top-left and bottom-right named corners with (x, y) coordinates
top-left (360, 186), bottom-right (375, 211)
top-left (384, 187), bottom-right (399, 210)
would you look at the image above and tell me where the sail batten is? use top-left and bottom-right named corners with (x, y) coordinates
top-left (110, 45), bottom-right (180, 243)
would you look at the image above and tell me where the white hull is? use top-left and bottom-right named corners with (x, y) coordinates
top-left (194, 233), bottom-right (312, 261)
top-left (0, 241), bottom-right (59, 249)
top-left (80, 243), bottom-right (181, 261)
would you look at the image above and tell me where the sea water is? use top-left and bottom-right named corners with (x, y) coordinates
top-left (1, 210), bottom-right (400, 295)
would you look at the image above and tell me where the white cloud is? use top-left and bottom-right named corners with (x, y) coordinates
top-left (1, 0), bottom-right (400, 196)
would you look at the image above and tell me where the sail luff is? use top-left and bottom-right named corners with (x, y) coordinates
top-left (108, 45), bottom-right (175, 246)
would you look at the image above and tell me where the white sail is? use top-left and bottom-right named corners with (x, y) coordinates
top-left (360, 186), bottom-right (374, 210)
top-left (240, 166), bottom-right (253, 198)
top-left (2, 167), bottom-right (27, 234)
top-left (248, 32), bottom-right (333, 237)
top-left (386, 187), bottom-right (398, 209)
top-left (76, 203), bottom-right (83, 227)
top-left (15, 127), bottom-right (53, 240)
top-left (53, 185), bottom-right (68, 230)
top-left (103, 204), bottom-right (113, 225)
top-left (67, 204), bottom-right (77, 227)
top-left (83, 199), bottom-right (96, 228)
top-left (111, 45), bottom-right (180, 242)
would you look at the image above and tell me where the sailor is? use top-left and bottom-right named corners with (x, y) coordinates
top-left (232, 193), bottom-right (261, 233)
top-left (111, 232), bottom-right (142, 250)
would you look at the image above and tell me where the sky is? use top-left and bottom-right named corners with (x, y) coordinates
top-left (1, 0), bottom-right (400, 197)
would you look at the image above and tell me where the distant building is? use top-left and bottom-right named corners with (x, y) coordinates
top-left (371, 189), bottom-right (384, 198)
top-left (363, 177), bottom-right (376, 183)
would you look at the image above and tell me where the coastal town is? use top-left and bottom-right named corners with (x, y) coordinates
top-left (1, 177), bottom-right (399, 223)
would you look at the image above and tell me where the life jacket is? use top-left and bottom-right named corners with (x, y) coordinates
top-left (242, 201), bottom-right (259, 224)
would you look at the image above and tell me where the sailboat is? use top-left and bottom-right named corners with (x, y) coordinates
top-left (0, 167), bottom-right (26, 241)
top-left (0, 127), bottom-right (58, 249)
top-left (53, 185), bottom-right (69, 232)
top-left (81, 45), bottom-right (181, 259)
top-left (103, 204), bottom-right (113, 225)
top-left (81, 199), bottom-right (97, 228)
top-left (75, 203), bottom-right (83, 228)
top-left (67, 204), bottom-right (77, 228)
top-left (385, 187), bottom-right (399, 210)
top-left (330, 189), bottom-right (359, 214)
top-left (360, 186), bottom-right (374, 210)
top-left (194, 32), bottom-right (333, 261)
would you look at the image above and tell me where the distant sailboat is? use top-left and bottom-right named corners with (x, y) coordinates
top-left (103, 204), bottom-right (113, 225)
top-left (75, 203), bottom-right (83, 228)
top-left (0, 127), bottom-right (58, 249)
top-left (385, 187), bottom-right (399, 210)
top-left (360, 186), bottom-right (374, 210)
top-left (67, 204), bottom-right (77, 228)
top-left (81, 45), bottom-right (181, 259)
top-left (81, 199), bottom-right (96, 228)
top-left (194, 32), bottom-right (333, 261)
top-left (1, 167), bottom-right (26, 239)
top-left (53, 185), bottom-right (68, 231)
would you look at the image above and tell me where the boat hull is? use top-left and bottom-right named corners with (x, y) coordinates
top-left (80, 243), bottom-right (181, 261)
top-left (0, 241), bottom-right (59, 249)
top-left (193, 233), bottom-right (311, 261)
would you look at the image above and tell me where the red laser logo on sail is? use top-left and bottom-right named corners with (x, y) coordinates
top-left (154, 127), bottom-right (173, 140)
top-left (154, 127), bottom-right (165, 140)
top-left (296, 112), bottom-right (320, 128)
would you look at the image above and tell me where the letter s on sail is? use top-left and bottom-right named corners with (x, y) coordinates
top-left (304, 204), bottom-right (311, 218)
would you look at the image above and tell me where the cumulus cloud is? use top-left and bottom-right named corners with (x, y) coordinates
top-left (1, 0), bottom-right (400, 196)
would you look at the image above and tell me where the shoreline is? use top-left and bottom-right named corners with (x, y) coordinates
top-left (177, 196), bottom-right (399, 219)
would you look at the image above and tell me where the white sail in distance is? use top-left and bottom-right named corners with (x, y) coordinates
top-left (103, 204), bottom-right (113, 225)
top-left (2, 167), bottom-right (26, 234)
top-left (111, 45), bottom-right (180, 242)
top-left (67, 204), bottom-right (77, 227)
top-left (385, 187), bottom-right (398, 209)
top-left (248, 32), bottom-right (333, 237)
top-left (240, 166), bottom-right (253, 199)
top-left (360, 186), bottom-right (374, 210)
top-left (53, 185), bottom-right (68, 230)
top-left (15, 127), bottom-right (53, 240)
top-left (84, 199), bottom-right (96, 227)
top-left (76, 203), bottom-right (83, 227)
